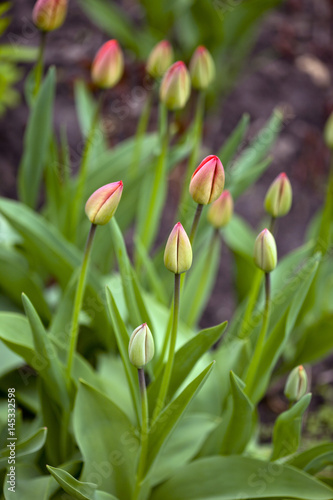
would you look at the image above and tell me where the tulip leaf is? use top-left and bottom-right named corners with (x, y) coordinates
top-left (150, 455), bottom-right (333, 500)
top-left (287, 443), bottom-right (333, 475)
top-left (18, 66), bottom-right (56, 208)
top-left (218, 113), bottom-right (250, 167)
top-left (0, 427), bottom-right (47, 469)
top-left (47, 466), bottom-right (98, 500)
top-left (145, 361), bottom-right (215, 476)
top-left (271, 393), bottom-right (312, 461)
top-left (148, 322), bottom-right (226, 413)
top-left (73, 380), bottom-right (138, 499)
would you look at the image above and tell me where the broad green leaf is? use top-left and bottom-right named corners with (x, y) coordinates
top-left (288, 443), bottom-right (333, 475)
top-left (0, 427), bottom-right (47, 468)
top-left (21, 294), bottom-right (71, 411)
top-left (150, 455), bottom-right (333, 500)
top-left (0, 45), bottom-right (38, 63)
top-left (229, 156), bottom-right (272, 199)
top-left (105, 287), bottom-right (140, 423)
top-left (271, 394), bottom-right (312, 460)
top-left (222, 214), bottom-right (256, 260)
top-left (18, 66), bottom-right (56, 208)
top-left (0, 340), bottom-right (23, 377)
top-left (219, 371), bottom-right (254, 454)
top-left (145, 361), bottom-right (214, 475)
top-left (73, 380), bottom-right (138, 499)
top-left (47, 466), bottom-right (97, 500)
top-left (315, 167), bottom-right (333, 254)
top-left (218, 113), bottom-right (250, 167)
top-left (148, 323), bottom-right (226, 413)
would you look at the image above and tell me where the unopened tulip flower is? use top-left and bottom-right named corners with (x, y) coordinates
top-left (207, 190), bottom-right (233, 228)
top-left (129, 323), bottom-right (155, 369)
top-left (264, 173), bottom-right (292, 218)
top-left (284, 365), bottom-right (308, 402)
top-left (160, 61), bottom-right (191, 110)
top-left (33, 0), bottom-right (67, 31)
top-left (85, 181), bottom-right (123, 225)
top-left (164, 222), bottom-right (192, 274)
top-left (189, 46), bottom-right (215, 90)
top-left (92, 40), bottom-right (124, 89)
top-left (324, 112), bottom-right (333, 150)
top-left (189, 155), bottom-right (225, 205)
top-left (253, 229), bottom-right (277, 273)
top-left (146, 40), bottom-right (173, 79)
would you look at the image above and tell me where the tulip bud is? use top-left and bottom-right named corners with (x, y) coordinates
top-left (207, 190), bottom-right (233, 228)
top-left (146, 40), bottom-right (173, 79)
top-left (128, 323), bottom-right (155, 369)
top-left (91, 40), bottom-right (124, 89)
top-left (189, 155), bottom-right (225, 205)
top-left (284, 365), bottom-right (308, 402)
top-left (164, 222), bottom-right (192, 274)
top-left (264, 173), bottom-right (292, 218)
top-left (159, 61), bottom-right (191, 110)
top-left (189, 45), bottom-right (215, 90)
top-left (85, 181), bottom-right (123, 225)
top-left (253, 229), bottom-right (277, 273)
top-left (32, 0), bottom-right (67, 32)
top-left (324, 112), bottom-right (333, 150)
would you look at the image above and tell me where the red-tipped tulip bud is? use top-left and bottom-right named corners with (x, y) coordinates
top-left (32, 0), bottom-right (67, 32)
top-left (284, 365), bottom-right (308, 402)
top-left (164, 222), bottom-right (192, 274)
top-left (324, 112), bottom-right (333, 150)
top-left (91, 40), bottom-right (124, 89)
top-left (189, 155), bottom-right (225, 205)
top-left (253, 229), bottom-right (277, 273)
top-left (146, 40), bottom-right (173, 79)
top-left (189, 45), bottom-right (215, 90)
top-left (85, 181), bottom-right (123, 225)
top-left (264, 173), bottom-right (292, 218)
top-left (207, 190), bottom-right (233, 228)
top-left (129, 323), bottom-right (154, 369)
top-left (159, 61), bottom-right (191, 110)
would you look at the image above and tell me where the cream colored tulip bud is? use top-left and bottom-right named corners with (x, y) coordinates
top-left (164, 222), bottom-right (192, 274)
top-left (284, 365), bottom-right (308, 402)
top-left (253, 229), bottom-right (277, 273)
top-left (129, 323), bottom-right (154, 368)
top-left (264, 173), bottom-right (292, 218)
top-left (160, 61), bottom-right (191, 110)
top-left (146, 40), bottom-right (173, 79)
top-left (189, 45), bottom-right (215, 90)
top-left (207, 190), bottom-right (233, 228)
top-left (85, 181), bottom-right (123, 225)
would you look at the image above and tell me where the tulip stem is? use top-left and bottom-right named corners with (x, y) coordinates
top-left (269, 216), bottom-right (276, 234)
top-left (239, 268), bottom-right (262, 339)
top-left (133, 368), bottom-right (149, 500)
top-left (66, 224), bottom-right (97, 379)
top-left (130, 91), bottom-right (153, 179)
top-left (190, 203), bottom-right (203, 244)
top-left (153, 273), bottom-right (181, 421)
top-left (34, 31), bottom-right (47, 97)
top-left (244, 272), bottom-right (271, 399)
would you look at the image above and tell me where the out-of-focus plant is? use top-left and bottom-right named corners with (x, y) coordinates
top-left (0, 2), bottom-right (333, 500)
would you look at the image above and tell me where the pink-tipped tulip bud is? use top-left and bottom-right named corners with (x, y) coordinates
top-left (129, 323), bottom-right (154, 369)
top-left (264, 173), bottom-right (292, 218)
top-left (253, 229), bottom-right (277, 273)
top-left (164, 222), bottom-right (192, 274)
top-left (91, 40), bottom-right (124, 89)
top-left (324, 112), bottom-right (333, 150)
top-left (32, 0), bottom-right (67, 32)
top-left (85, 181), bottom-right (123, 225)
top-left (159, 61), bottom-right (191, 110)
top-left (189, 155), bottom-right (225, 205)
top-left (284, 365), bottom-right (308, 402)
top-left (146, 40), bottom-right (174, 79)
top-left (189, 45), bottom-right (215, 90)
top-left (207, 190), bottom-right (233, 228)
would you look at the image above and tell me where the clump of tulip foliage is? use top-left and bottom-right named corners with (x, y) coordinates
top-left (0, 2), bottom-right (333, 499)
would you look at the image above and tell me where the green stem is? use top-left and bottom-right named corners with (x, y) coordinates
top-left (269, 216), bottom-right (276, 234)
top-left (245, 272), bottom-right (271, 397)
top-left (153, 273), bottom-right (180, 421)
top-left (239, 268), bottom-right (262, 339)
top-left (66, 224), bottom-right (97, 379)
top-left (133, 369), bottom-right (149, 500)
top-left (34, 31), bottom-right (47, 97)
top-left (130, 92), bottom-right (153, 179)
top-left (189, 203), bottom-right (203, 245)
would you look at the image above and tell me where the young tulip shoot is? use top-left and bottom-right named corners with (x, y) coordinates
top-left (146, 40), bottom-right (173, 80)
top-left (159, 61), bottom-right (191, 110)
top-left (85, 181), bottom-right (123, 225)
top-left (264, 173), bottom-right (292, 218)
top-left (207, 190), bottom-right (233, 228)
top-left (129, 323), bottom-right (155, 369)
top-left (284, 365), bottom-right (308, 403)
top-left (164, 222), bottom-right (192, 275)
top-left (92, 40), bottom-right (124, 89)
top-left (254, 229), bottom-right (277, 273)
top-left (33, 0), bottom-right (67, 31)
top-left (189, 155), bottom-right (225, 205)
top-left (189, 45), bottom-right (215, 90)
